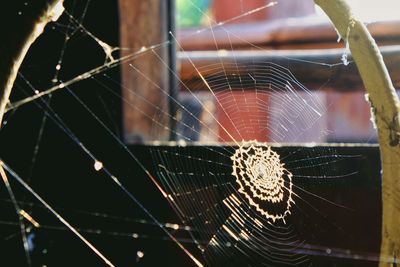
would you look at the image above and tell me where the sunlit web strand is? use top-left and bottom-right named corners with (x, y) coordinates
top-left (153, 148), bottom-right (305, 265)
top-left (2, 203), bottom-right (371, 263)
top-left (147, 49), bottom-right (350, 266)
top-left (15, 75), bottom-right (204, 267)
top-left (46, 69), bottom-right (252, 255)
top-left (152, 46), bottom-right (243, 145)
top-left (3, 8), bottom-right (91, 263)
top-left (186, 0), bottom-right (347, 68)
top-left (5, 39), bottom-right (171, 112)
top-left (0, 161), bottom-right (116, 267)
top-left (6, 1), bottom-right (338, 114)
top-left (0, 220), bottom-right (204, 245)
top-left (0, 166), bottom-right (32, 266)
top-left (0, 198), bottom-right (199, 233)
top-left (101, 72), bottom-right (234, 157)
top-left (63, 77), bottom-right (233, 251)
top-left (148, 76), bottom-right (340, 265)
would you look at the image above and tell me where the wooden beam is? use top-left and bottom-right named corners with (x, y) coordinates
top-left (179, 45), bottom-right (400, 91)
top-left (119, 0), bottom-right (170, 143)
top-left (178, 17), bottom-right (400, 51)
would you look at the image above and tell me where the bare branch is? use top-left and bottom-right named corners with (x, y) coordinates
top-left (314, 1), bottom-right (400, 265)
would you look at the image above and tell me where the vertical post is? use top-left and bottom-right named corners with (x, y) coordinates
top-left (167, 0), bottom-right (178, 141)
top-left (119, 0), bottom-right (170, 143)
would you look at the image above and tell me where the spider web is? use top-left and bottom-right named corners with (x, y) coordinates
top-left (148, 47), bottom-right (372, 266)
top-left (0, 0), bottom-right (384, 266)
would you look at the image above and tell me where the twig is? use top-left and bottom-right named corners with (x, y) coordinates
top-left (314, 1), bottom-right (400, 266)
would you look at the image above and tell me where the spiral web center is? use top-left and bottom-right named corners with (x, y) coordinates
top-left (231, 140), bottom-right (294, 223)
